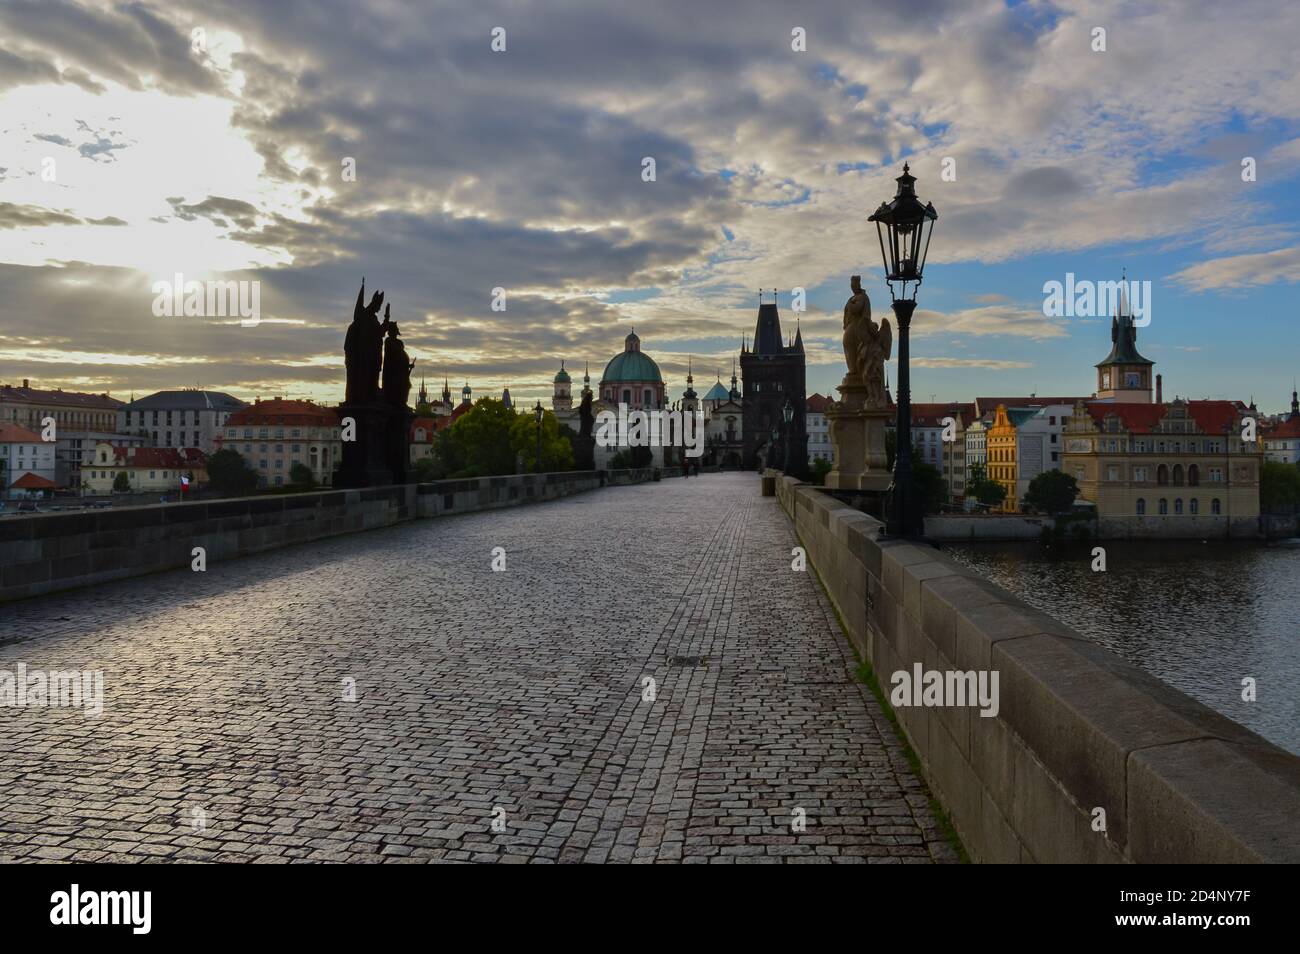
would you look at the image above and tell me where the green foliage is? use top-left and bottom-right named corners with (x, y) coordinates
top-left (1261, 460), bottom-right (1300, 511)
top-left (509, 407), bottom-right (575, 473)
top-left (879, 431), bottom-right (947, 512)
top-left (810, 457), bottom-right (832, 486)
top-left (1022, 469), bottom-right (1079, 515)
top-left (411, 455), bottom-right (440, 483)
top-left (289, 462), bottom-right (315, 487)
top-left (113, 471), bottom-right (131, 492)
top-left (609, 446), bottom-right (652, 470)
top-left (206, 447), bottom-right (259, 496)
top-left (437, 398), bottom-right (574, 477)
top-left (966, 461), bottom-right (1008, 508)
top-left (911, 458), bottom-right (947, 514)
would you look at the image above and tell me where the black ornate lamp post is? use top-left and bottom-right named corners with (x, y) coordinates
top-left (782, 399), bottom-right (793, 474)
top-left (533, 400), bottom-right (544, 473)
top-left (868, 163), bottom-right (938, 537)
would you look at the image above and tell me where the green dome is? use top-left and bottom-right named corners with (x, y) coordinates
top-left (601, 331), bottom-right (663, 384)
top-left (554, 361), bottom-right (571, 384)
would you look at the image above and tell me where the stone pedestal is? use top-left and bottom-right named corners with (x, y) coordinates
top-left (337, 401), bottom-right (413, 488)
top-left (572, 434), bottom-right (596, 471)
top-left (825, 374), bottom-right (892, 492)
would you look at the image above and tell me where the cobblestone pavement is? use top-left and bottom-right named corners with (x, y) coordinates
top-left (0, 473), bottom-right (955, 863)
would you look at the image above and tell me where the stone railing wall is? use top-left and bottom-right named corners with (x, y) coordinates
top-left (775, 474), bottom-right (1300, 863)
top-left (0, 469), bottom-right (653, 603)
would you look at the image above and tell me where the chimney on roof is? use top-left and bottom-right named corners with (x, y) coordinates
top-left (1156, 374), bottom-right (1163, 404)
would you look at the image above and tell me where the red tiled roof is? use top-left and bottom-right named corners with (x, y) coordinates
top-left (9, 472), bottom-right (58, 490)
top-left (806, 393), bottom-right (831, 413)
top-left (227, 398), bottom-right (338, 428)
top-left (410, 417), bottom-right (439, 441)
top-left (1263, 417), bottom-right (1300, 439)
top-left (974, 396), bottom-right (1088, 417)
top-left (440, 404), bottom-right (471, 429)
top-left (0, 383), bottom-right (123, 409)
top-left (910, 402), bottom-right (976, 427)
top-left (1082, 400), bottom-right (1242, 434)
top-left (0, 423), bottom-right (44, 443)
top-left (103, 446), bottom-right (208, 469)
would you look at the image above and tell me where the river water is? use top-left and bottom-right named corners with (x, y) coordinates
top-left (943, 539), bottom-right (1300, 755)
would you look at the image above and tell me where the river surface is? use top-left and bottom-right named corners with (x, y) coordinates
top-left (943, 539), bottom-right (1300, 755)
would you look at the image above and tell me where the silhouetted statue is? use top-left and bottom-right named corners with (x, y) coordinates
top-left (573, 387), bottom-right (596, 470)
top-left (578, 388), bottom-right (594, 438)
top-left (345, 279), bottom-right (386, 403)
top-left (381, 311), bottom-right (415, 408)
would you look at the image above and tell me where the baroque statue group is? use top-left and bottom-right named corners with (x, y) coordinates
top-left (338, 280), bottom-right (417, 488)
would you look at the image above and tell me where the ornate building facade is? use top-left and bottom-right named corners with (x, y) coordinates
top-left (1062, 398), bottom-right (1262, 537)
top-left (1061, 304), bottom-right (1262, 536)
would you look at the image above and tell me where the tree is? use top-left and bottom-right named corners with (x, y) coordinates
top-left (289, 462), bottom-right (315, 488)
top-left (113, 471), bottom-right (131, 492)
top-left (810, 457), bottom-right (832, 486)
top-left (206, 447), bottom-right (259, 497)
top-left (1022, 469), bottom-right (1079, 515)
top-left (912, 458), bottom-right (947, 514)
top-left (508, 407), bottom-right (575, 473)
top-left (439, 398), bottom-right (516, 477)
top-left (881, 431), bottom-right (946, 512)
top-left (966, 461), bottom-right (1008, 509)
top-left (1261, 460), bottom-right (1300, 511)
top-left (412, 455), bottom-right (439, 483)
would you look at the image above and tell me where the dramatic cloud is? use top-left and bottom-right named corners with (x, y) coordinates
top-left (1, 0), bottom-right (1297, 405)
top-left (1169, 246), bottom-right (1300, 291)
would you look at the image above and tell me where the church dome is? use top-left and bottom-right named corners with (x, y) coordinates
top-left (601, 330), bottom-right (663, 383)
top-left (554, 361), bottom-right (571, 384)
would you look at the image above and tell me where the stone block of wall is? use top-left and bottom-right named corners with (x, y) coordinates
top-left (775, 474), bottom-right (1300, 863)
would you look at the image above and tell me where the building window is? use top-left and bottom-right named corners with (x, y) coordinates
top-left (1174, 498), bottom-right (1183, 515)
top-left (1156, 464), bottom-right (1169, 485)
top-left (1211, 498), bottom-right (1221, 515)
top-left (1136, 498), bottom-right (1146, 515)
top-left (1158, 498), bottom-right (1168, 515)
top-left (1188, 464), bottom-right (1199, 486)
top-left (1189, 498), bottom-right (1199, 515)
top-left (1107, 465), bottom-right (1119, 481)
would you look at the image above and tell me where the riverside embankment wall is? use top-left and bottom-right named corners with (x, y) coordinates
top-left (776, 474), bottom-right (1300, 863)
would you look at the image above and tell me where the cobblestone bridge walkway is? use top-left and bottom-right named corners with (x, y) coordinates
top-left (1, 473), bottom-right (954, 863)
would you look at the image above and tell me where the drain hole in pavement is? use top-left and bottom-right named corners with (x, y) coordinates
top-left (668, 655), bottom-right (707, 667)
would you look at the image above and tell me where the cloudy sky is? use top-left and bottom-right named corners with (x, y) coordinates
top-left (1, 0), bottom-right (1298, 411)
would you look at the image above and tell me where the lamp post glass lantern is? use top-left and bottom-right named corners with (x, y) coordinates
top-left (533, 400), bottom-right (544, 473)
top-left (868, 163), bottom-right (938, 537)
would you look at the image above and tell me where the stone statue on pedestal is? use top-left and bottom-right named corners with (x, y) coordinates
top-left (381, 309), bottom-right (415, 409)
top-left (826, 275), bottom-right (892, 492)
top-left (842, 275), bottom-right (891, 409)
top-left (344, 280), bottom-right (385, 404)
top-left (338, 280), bottom-right (416, 488)
top-left (573, 388), bottom-right (596, 470)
